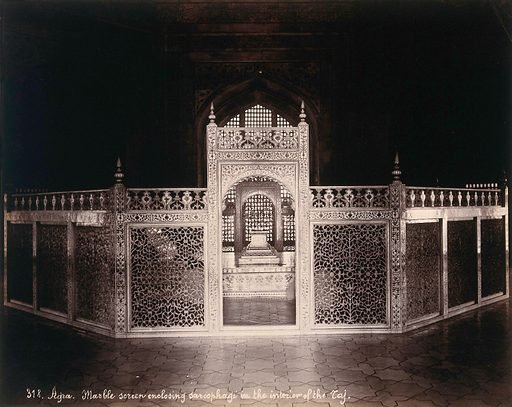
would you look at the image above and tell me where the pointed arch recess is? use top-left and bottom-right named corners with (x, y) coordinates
top-left (194, 77), bottom-right (320, 186)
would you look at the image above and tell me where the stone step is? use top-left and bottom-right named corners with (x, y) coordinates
top-left (238, 255), bottom-right (280, 265)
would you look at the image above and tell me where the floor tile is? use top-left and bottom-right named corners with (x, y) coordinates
top-left (2, 299), bottom-right (512, 406)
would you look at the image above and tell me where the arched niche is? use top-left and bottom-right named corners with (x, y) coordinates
top-left (220, 166), bottom-right (297, 203)
top-left (221, 176), bottom-right (296, 266)
top-left (195, 76), bottom-right (320, 186)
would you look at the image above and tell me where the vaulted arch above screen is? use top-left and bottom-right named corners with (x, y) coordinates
top-left (224, 105), bottom-right (292, 128)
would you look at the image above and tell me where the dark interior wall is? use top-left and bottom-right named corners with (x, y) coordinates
top-left (341, 2), bottom-right (511, 186)
top-left (2, 4), bottom-right (165, 189)
top-left (1, 1), bottom-right (510, 190)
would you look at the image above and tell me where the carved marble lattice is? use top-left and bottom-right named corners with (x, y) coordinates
top-left (405, 222), bottom-right (441, 321)
top-left (244, 105), bottom-right (272, 126)
top-left (127, 189), bottom-right (207, 211)
top-left (75, 226), bottom-right (114, 327)
top-left (448, 220), bottom-right (477, 308)
top-left (310, 210), bottom-right (391, 221)
top-left (125, 212), bottom-right (208, 223)
top-left (207, 123), bottom-right (220, 330)
top-left (218, 105), bottom-right (297, 150)
top-left (481, 218), bottom-right (506, 297)
top-left (389, 182), bottom-right (404, 330)
top-left (7, 223), bottom-right (33, 305)
top-left (311, 187), bottom-right (390, 209)
top-left (225, 105), bottom-right (292, 128)
top-left (313, 223), bottom-right (387, 325)
top-left (243, 194), bottom-right (275, 245)
top-left (217, 151), bottom-right (299, 162)
top-left (218, 129), bottom-right (298, 150)
top-left (130, 226), bottom-right (205, 328)
top-left (112, 183), bottom-right (128, 333)
top-left (37, 224), bottom-right (68, 314)
top-left (297, 121), bottom-right (311, 329)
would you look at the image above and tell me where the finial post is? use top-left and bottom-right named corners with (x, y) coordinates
top-left (208, 102), bottom-right (216, 124)
top-left (114, 157), bottom-right (124, 184)
top-left (392, 152), bottom-right (402, 181)
top-left (502, 170), bottom-right (509, 208)
top-left (299, 100), bottom-right (306, 122)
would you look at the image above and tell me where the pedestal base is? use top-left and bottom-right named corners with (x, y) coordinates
top-left (238, 234), bottom-right (281, 265)
top-left (223, 266), bottom-right (295, 298)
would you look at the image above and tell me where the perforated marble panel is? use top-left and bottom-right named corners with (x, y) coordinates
top-left (75, 226), bottom-right (114, 327)
top-left (243, 194), bottom-right (274, 245)
top-left (313, 223), bottom-right (387, 325)
top-left (37, 224), bottom-right (68, 313)
top-left (405, 222), bottom-right (441, 321)
top-left (7, 223), bottom-right (33, 305)
top-left (481, 218), bottom-right (506, 297)
top-left (448, 220), bottom-right (477, 308)
top-left (130, 226), bottom-right (205, 329)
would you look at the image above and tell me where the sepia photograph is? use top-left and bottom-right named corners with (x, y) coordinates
top-left (0, 0), bottom-right (511, 406)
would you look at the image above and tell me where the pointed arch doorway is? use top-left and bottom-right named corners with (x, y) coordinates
top-left (218, 105), bottom-right (298, 327)
top-left (195, 77), bottom-right (320, 187)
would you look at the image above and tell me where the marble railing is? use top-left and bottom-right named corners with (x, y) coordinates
top-left (310, 186), bottom-right (390, 209)
top-left (9, 190), bottom-right (109, 211)
top-left (126, 188), bottom-right (207, 211)
top-left (406, 184), bottom-right (502, 208)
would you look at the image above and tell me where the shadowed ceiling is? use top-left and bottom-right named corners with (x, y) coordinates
top-left (1, 0), bottom-right (510, 189)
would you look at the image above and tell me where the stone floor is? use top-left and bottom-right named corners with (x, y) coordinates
top-left (223, 298), bottom-right (296, 325)
top-left (1, 299), bottom-right (511, 407)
